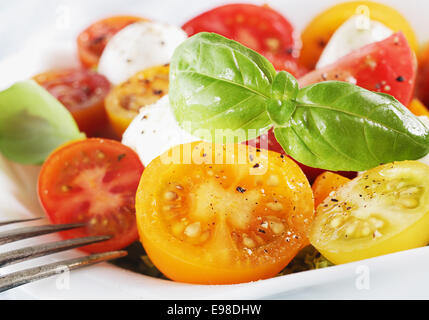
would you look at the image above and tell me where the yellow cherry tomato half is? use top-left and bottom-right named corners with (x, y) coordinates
top-left (310, 161), bottom-right (429, 265)
top-left (104, 65), bottom-right (169, 137)
top-left (136, 142), bottom-right (314, 285)
top-left (300, 1), bottom-right (418, 70)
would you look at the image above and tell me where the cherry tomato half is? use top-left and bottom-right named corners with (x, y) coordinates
top-left (105, 65), bottom-right (170, 137)
top-left (299, 32), bottom-right (416, 106)
top-left (136, 142), bottom-right (314, 284)
top-left (311, 161), bottom-right (429, 264)
top-left (77, 15), bottom-right (145, 68)
top-left (38, 138), bottom-right (144, 253)
top-left (182, 3), bottom-right (302, 76)
top-left (34, 68), bottom-right (111, 137)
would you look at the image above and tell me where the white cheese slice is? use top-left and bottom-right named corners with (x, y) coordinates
top-left (316, 15), bottom-right (393, 69)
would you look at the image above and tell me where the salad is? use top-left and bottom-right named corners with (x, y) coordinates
top-left (1, 1), bottom-right (429, 286)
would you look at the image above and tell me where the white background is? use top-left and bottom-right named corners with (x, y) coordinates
top-left (1, 0), bottom-right (429, 300)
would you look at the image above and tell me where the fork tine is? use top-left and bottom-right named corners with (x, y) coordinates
top-left (0, 217), bottom-right (43, 227)
top-left (0, 235), bottom-right (111, 267)
top-left (0, 250), bottom-right (127, 293)
top-left (0, 223), bottom-right (85, 245)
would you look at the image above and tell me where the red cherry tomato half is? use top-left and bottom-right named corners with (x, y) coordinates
top-left (77, 16), bottom-right (145, 68)
top-left (38, 139), bottom-right (144, 253)
top-left (34, 69), bottom-right (111, 137)
top-left (182, 3), bottom-right (302, 76)
top-left (299, 32), bottom-right (417, 106)
top-left (246, 129), bottom-right (356, 184)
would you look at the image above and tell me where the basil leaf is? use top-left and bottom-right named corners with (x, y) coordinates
top-left (169, 32), bottom-right (276, 142)
top-left (267, 71), bottom-right (297, 127)
top-left (267, 99), bottom-right (296, 127)
top-left (275, 81), bottom-right (429, 171)
top-left (0, 81), bottom-right (85, 164)
top-left (271, 71), bottom-right (298, 101)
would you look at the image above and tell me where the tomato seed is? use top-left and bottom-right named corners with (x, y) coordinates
top-left (398, 197), bottom-right (419, 209)
top-left (361, 226), bottom-right (371, 237)
top-left (330, 217), bottom-right (343, 228)
top-left (266, 202), bottom-right (283, 211)
top-left (243, 236), bottom-right (256, 248)
top-left (164, 191), bottom-right (178, 201)
top-left (184, 222), bottom-right (201, 237)
top-left (269, 221), bottom-right (285, 234)
top-left (373, 230), bottom-right (382, 238)
top-left (369, 217), bottom-right (384, 229)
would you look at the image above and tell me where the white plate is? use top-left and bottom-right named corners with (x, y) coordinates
top-left (1, 0), bottom-right (429, 300)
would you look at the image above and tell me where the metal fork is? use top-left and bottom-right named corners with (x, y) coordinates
top-left (0, 217), bottom-right (127, 293)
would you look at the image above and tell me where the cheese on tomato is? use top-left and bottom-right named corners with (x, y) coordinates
top-left (98, 21), bottom-right (187, 84)
top-left (122, 95), bottom-right (198, 166)
top-left (316, 15), bottom-right (393, 69)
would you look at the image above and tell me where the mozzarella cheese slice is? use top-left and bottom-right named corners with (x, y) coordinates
top-left (122, 95), bottom-right (198, 166)
top-left (316, 15), bottom-right (393, 69)
top-left (98, 21), bottom-right (187, 84)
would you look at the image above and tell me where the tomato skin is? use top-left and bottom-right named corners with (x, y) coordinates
top-left (136, 142), bottom-right (314, 284)
top-left (38, 138), bottom-right (144, 253)
top-left (34, 69), bottom-right (111, 136)
top-left (77, 16), bottom-right (144, 68)
top-left (300, 1), bottom-right (418, 71)
top-left (246, 129), bottom-right (356, 184)
top-left (182, 3), bottom-right (301, 76)
top-left (299, 33), bottom-right (416, 106)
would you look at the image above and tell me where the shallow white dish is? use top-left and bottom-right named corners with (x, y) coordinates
top-left (1, 0), bottom-right (429, 300)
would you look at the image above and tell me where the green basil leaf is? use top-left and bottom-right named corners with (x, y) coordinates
top-left (271, 71), bottom-right (298, 101)
top-left (275, 81), bottom-right (429, 171)
top-left (0, 81), bottom-right (85, 164)
top-left (267, 99), bottom-right (296, 127)
top-left (169, 32), bottom-right (277, 142)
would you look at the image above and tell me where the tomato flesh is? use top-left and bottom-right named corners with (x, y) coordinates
top-left (38, 139), bottom-right (144, 253)
top-left (136, 142), bottom-right (314, 284)
top-left (182, 4), bottom-right (302, 76)
top-left (34, 69), bottom-right (111, 136)
top-left (77, 16), bottom-right (144, 68)
top-left (299, 33), bottom-right (416, 106)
